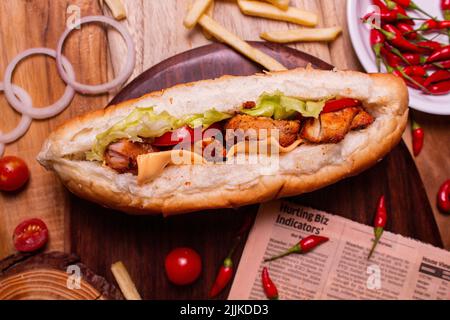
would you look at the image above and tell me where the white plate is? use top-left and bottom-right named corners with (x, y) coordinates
top-left (347, 0), bottom-right (450, 115)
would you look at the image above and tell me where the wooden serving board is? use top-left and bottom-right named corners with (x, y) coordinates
top-left (69, 43), bottom-right (442, 300)
top-left (0, 251), bottom-right (122, 300)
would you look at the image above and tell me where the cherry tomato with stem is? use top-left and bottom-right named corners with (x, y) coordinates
top-left (165, 247), bottom-right (202, 285)
top-left (0, 156), bottom-right (30, 192)
top-left (13, 218), bottom-right (49, 252)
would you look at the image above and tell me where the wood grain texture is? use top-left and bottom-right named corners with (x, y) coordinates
top-left (0, 0), bottom-right (108, 258)
top-left (0, 251), bottom-right (123, 300)
top-left (69, 43), bottom-right (441, 299)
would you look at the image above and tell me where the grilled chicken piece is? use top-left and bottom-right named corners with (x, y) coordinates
top-left (301, 107), bottom-right (360, 144)
top-left (350, 109), bottom-right (374, 130)
top-left (105, 139), bottom-right (159, 173)
top-left (224, 114), bottom-right (301, 147)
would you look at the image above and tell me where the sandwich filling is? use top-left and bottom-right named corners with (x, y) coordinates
top-left (86, 91), bottom-right (374, 184)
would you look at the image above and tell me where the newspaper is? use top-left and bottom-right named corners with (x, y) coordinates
top-left (228, 200), bottom-right (450, 300)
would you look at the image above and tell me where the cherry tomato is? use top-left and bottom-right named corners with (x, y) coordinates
top-left (13, 218), bottom-right (49, 252)
top-left (152, 126), bottom-right (196, 147)
top-left (165, 247), bottom-right (202, 285)
top-left (437, 179), bottom-right (450, 214)
top-left (0, 156), bottom-right (30, 192)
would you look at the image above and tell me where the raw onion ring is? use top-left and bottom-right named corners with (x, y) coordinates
top-left (0, 82), bottom-right (33, 144)
top-left (56, 15), bottom-right (136, 95)
top-left (3, 48), bottom-right (76, 120)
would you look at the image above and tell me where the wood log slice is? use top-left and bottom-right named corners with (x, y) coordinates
top-left (0, 252), bottom-right (123, 300)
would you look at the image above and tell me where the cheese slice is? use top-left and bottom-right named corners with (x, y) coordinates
top-left (226, 137), bottom-right (303, 158)
top-left (136, 138), bottom-right (303, 185)
top-left (137, 150), bottom-right (206, 185)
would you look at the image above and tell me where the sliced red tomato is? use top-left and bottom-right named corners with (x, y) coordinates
top-left (13, 218), bottom-right (49, 252)
top-left (152, 126), bottom-right (196, 147)
top-left (322, 98), bottom-right (361, 114)
top-left (0, 156), bottom-right (30, 192)
top-left (153, 123), bottom-right (225, 147)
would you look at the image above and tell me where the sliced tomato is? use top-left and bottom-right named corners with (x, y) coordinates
top-left (153, 123), bottom-right (225, 147)
top-left (322, 98), bottom-right (361, 114)
top-left (13, 218), bottom-right (49, 252)
top-left (152, 126), bottom-right (196, 147)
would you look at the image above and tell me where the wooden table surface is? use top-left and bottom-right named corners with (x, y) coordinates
top-left (0, 0), bottom-right (449, 264)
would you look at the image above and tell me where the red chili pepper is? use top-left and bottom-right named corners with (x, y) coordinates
top-left (417, 19), bottom-right (439, 32)
top-left (322, 98), bottom-right (361, 114)
top-left (426, 59), bottom-right (450, 69)
top-left (424, 70), bottom-right (450, 87)
top-left (442, 0), bottom-right (450, 11)
top-left (373, 0), bottom-right (388, 10)
top-left (407, 75), bottom-right (426, 89)
top-left (381, 46), bottom-right (404, 67)
top-left (371, 29), bottom-right (385, 71)
top-left (384, 0), bottom-right (415, 24)
top-left (404, 65), bottom-right (426, 77)
top-left (417, 40), bottom-right (443, 53)
top-left (363, 9), bottom-right (412, 24)
top-left (402, 53), bottom-right (426, 65)
top-left (209, 256), bottom-right (234, 298)
top-left (427, 80), bottom-right (450, 95)
top-left (264, 235), bottom-right (329, 262)
top-left (438, 21), bottom-right (450, 29)
top-left (427, 45), bottom-right (450, 63)
top-left (368, 195), bottom-right (387, 259)
top-left (396, 22), bottom-right (419, 40)
top-left (386, 44), bottom-right (415, 65)
top-left (389, 0), bottom-right (434, 18)
top-left (411, 120), bottom-right (424, 157)
top-left (385, 62), bottom-right (430, 91)
top-left (261, 267), bottom-right (278, 300)
top-left (442, 0), bottom-right (450, 40)
top-left (437, 179), bottom-right (450, 214)
top-left (388, 0), bottom-right (410, 7)
top-left (209, 216), bottom-right (253, 298)
top-left (383, 24), bottom-right (423, 52)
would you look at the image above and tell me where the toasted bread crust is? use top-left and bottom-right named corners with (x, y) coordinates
top-left (37, 68), bottom-right (409, 215)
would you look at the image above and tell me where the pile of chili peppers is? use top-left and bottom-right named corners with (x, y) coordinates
top-left (364, 0), bottom-right (450, 95)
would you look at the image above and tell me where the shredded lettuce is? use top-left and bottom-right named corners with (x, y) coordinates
top-left (184, 108), bottom-right (232, 128)
top-left (87, 92), bottom-right (329, 161)
top-left (86, 107), bottom-right (182, 161)
top-left (242, 90), bottom-right (325, 120)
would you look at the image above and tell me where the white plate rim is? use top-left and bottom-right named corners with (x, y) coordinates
top-left (346, 0), bottom-right (450, 115)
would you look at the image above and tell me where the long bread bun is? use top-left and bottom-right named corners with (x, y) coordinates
top-left (37, 68), bottom-right (408, 215)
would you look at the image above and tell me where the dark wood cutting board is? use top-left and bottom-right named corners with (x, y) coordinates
top-left (68, 42), bottom-right (443, 300)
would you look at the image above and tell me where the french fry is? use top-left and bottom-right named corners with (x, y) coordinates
top-left (202, 1), bottom-right (215, 40)
top-left (184, 0), bottom-right (213, 29)
top-left (259, 0), bottom-right (289, 11)
top-left (104, 0), bottom-right (127, 20)
top-left (111, 261), bottom-right (142, 300)
top-left (198, 15), bottom-right (287, 71)
top-left (260, 27), bottom-right (342, 43)
top-left (237, 0), bottom-right (317, 27)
